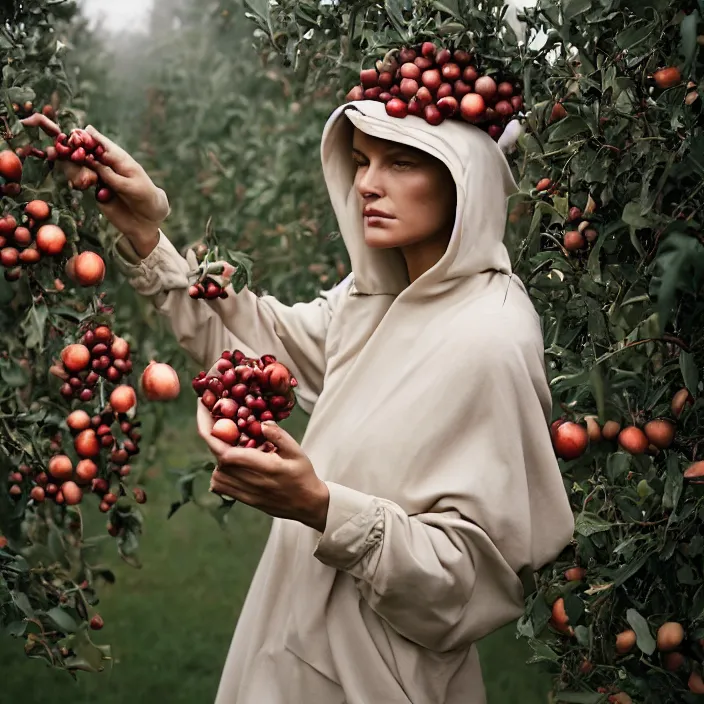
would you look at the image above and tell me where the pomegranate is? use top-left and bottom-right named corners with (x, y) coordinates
top-left (653, 67), bottom-right (681, 89)
top-left (399, 47), bottom-right (416, 63)
top-left (378, 72), bottom-right (393, 90)
top-left (48, 455), bottom-right (73, 481)
top-left (453, 80), bottom-right (472, 99)
top-left (0, 215), bottom-right (17, 235)
top-left (549, 102), bottom-right (568, 123)
top-left (213, 398), bottom-right (239, 418)
top-left (584, 416), bottom-right (602, 442)
top-left (564, 567), bottom-right (586, 581)
top-left (212, 418), bottom-right (240, 444)
top-left (62, 481), bottom-right (83, 506)
top-left (460, 93), bottom-right (486, 121)
top-left (96, 187), bottom-right (114, 204)
top-left (75, 429), bottom-right (100, 458)
top-left (671, 388), bottom-right (694, 418)
top-left (453, 49), bottom-right (471, 66)
top-left (73, 251), bottom-right (106, 286)
top-left (602, 420), bottom-right (621, 440)
top-left (36, 224), bottom-right (66, 255)
top-left (618, 426), bottom-right (649, 455)
top-left (568, 206), bottom-right (582, 222)
top-left (61, 344), bottom-right (91, 372)
top-left (550, 597), bottom-right (571, 634)
top-left (0, 150), bottom-right (23, 182)
top-left (93, 325), bottom-right (113, 343)
top-left (400, 78), bottom-right (419, 99)
top-left (497, 81), bottom-right (514, 98)
top-left (141, 361), bottom-right (180, 401)
top-left (67, 410), bottom-right (92, 433)
top-left (24, 200), bottom-right (51, 221)
top-left (133, 487), bottom-right (147, 504)
top-left (689, 672), bottom-right (704, 694)
top-left (437, 96), bottom-right (459, 117)
top-left (110, 385), bottom-right (137, 413)
top-left (30, 486), bottom-right (45, 502)
top-left (90, 615), bottom-right (104, 630)
top-left (345, 86), bottom-right (364, 102)
top-left (644, 419), bottom-right (675, 449)
top-left (463, 66), bottom-right (479, 83)
top-left (441, 63), bottom-right (461, 81)
top-left (0, 248), bottom-right (19, 267)
top-left (12, 227), bottom-right (32, 246)
top-left (421, 41), bottom-right (436, 58)
top-left (564, 231), bottom-right (586, 251)
top-left (421, 69), bottom-right (442, 92)
top-left (663, 652), bottom-right (685, 671)
top-left (435, 48), bottom-right (452, 65)
top-left (552, 422), bottom-right (588, 460)
top-left (536, 178), bottom-right (552, 192)
top-left (400, 63), bottom-right (421, 80)
top-left (474, 76), bottom-right (497, 101)
top-left (76, 460), bottom-right (98, 484)
top-left (615, 630), bottom-right (637, 654)
top-left (684, 461), bottom-right (704, 481)
top-left (657, 622), bottom-right (684, 651)
top-left (360, 69), bottom-right (379, 88)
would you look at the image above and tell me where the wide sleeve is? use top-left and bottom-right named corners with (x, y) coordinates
top-left (312, 326), bottom-right (575, 653)
top-left (113, 230), bottom-right (350, 412)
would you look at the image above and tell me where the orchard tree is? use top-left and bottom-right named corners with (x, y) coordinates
top-left (0, 0), bottom-right (181, 674)
top-left (236, 0), bottom-right (704, 702)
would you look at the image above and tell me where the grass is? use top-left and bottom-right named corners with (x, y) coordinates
top-left (0, 402), bottom-right (551, 703)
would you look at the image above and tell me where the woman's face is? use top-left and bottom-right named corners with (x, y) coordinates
top-left (352, 128), bottom-right (456, 251)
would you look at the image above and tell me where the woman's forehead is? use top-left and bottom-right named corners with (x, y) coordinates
top-left (352, 129), bottom-right (424, 156)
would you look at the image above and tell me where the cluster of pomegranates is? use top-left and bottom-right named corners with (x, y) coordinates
top-left (51, 325), bottom-right (135, 402)
top-left (0, 200), bottom-right (67, 280)
top-left (551, 387), bottom-right (695, 462)
top-left (552, 590), bottom-right (704, 696)
top-left (562, 203), bottom-right (599, 252)
top-left (188, 279), bottom-right (228, 300)
top-left (345, 42), bottom-right (524, 139)
top-left (194, 350), bottom-right (297, 450)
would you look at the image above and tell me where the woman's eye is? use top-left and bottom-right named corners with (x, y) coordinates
top-left (393, 161), bottom-right (414, 169)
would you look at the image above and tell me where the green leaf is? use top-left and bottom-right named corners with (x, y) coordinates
top-left (626, 608), bottom-right (656, 654)
top-left (680, 10), bottom-right (699, 76)
top-left (616, 22), bottom-right (654, 50)
top-left (563, 0), bottom-right (592, 19)
top-left (662, 455), bottom-right (683, 511)
top-left (611, 550), bottom-right (653, 587)
top-left (621, 201), bottom-right (651, 230)
top-left (384, 0), bottom-right (410, 41)
top-left (21, 304), bottom-right (48, 350)
top-left (548, 116), bottom-right (591, 142)
top-left (575, 511), bottom-right (613, 537)
top-left (680, 351), bottom-right (700, 395)
top-left (46, 607), bottom-right (79, 634)
top-left (0, 358), bottom-right (29, 387)
top-left (526, 638), bottom-right (560, 664)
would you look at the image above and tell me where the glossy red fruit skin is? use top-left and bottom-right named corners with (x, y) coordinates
top-left (0, 151), bottom-right (23, 182)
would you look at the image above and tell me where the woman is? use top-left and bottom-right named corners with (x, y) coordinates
top-left (27, 99), bottom-right (574, 703)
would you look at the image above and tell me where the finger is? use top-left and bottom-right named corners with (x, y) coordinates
top-left (210, 474), bottom-right (256, 506)
top-left (260, 422), bottom-right (301, 459)
top-left (21, 113), bottom-right (61, 137)
top-left (92, 161), bottom-right (130, 191)
top-left (85, 125), bottom-right (131, 167)
top-left (220, 446), bottom-right (280, 473)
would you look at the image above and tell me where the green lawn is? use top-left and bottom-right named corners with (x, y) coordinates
top-left (0, 402), bottom-right (551, 703)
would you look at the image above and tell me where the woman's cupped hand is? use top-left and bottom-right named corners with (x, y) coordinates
top-left (197, 400), bottom-right (330, 532)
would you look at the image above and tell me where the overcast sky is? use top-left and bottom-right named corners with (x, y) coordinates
top-left (80, 0), bottom-right (154, 33)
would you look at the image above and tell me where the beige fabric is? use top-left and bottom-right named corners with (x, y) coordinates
top-left (115, 99), bottom-right (574, 704)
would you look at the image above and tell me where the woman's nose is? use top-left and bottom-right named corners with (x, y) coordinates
top-left (355, 162), bottom-right (384, 198)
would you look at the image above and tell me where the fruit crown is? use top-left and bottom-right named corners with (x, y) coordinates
top-left (345, 42), bottom-right (524, 141)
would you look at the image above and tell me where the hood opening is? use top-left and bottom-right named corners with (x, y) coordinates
top-left (320, 100), bottom-right (517, 298)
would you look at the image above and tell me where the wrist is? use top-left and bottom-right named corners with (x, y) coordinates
top-left (307, 481), bottom-right (330, 533)
top-left (124, 227), bottom-right (160, 259)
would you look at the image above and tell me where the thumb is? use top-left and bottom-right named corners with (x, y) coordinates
top-left (261, 422), bottom-right (300, 458)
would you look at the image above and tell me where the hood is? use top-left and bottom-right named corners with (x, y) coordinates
top-left (320, 99), bottom-right (518, 298)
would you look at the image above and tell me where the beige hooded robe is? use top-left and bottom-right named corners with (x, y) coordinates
top-left (116, 99), bottom-right (575, 704)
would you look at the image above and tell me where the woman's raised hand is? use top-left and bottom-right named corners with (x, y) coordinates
top-left (21, 114), bottom-right (170, 254)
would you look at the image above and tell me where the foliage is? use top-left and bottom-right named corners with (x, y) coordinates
top-left (0, 0), bottom-right (174, 675)
top-left (236, 0), bottom-right (704, 701)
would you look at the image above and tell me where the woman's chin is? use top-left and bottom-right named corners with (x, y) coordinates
top-left (363, 226), bottom-right (401, 249)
